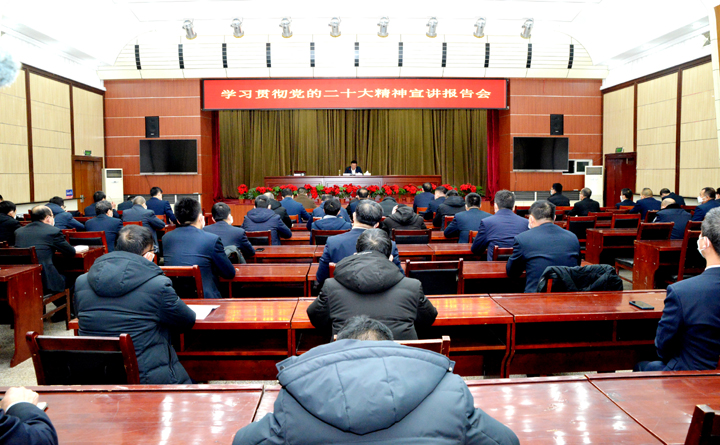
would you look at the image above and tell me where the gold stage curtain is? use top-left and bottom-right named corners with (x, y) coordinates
top-left (219, 109), bottom-right (487, 197)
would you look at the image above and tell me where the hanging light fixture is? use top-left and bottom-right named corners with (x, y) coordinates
top-left (377, 17), bottom-right (389, 37)
top-left (280, 17), bottom-right (292, 38)
top-left (230, 18), bottom-right (244, 38)
top-left (329, 17), bottom-right (341, 37)
top-left (520, 18), bottom-right (534, 39)
top-left (182, 20), bottom-right (197, 40)
top-left (426, 17), bottom-right (438, 38)
top-left (473, 17), bottom-right (486, 38)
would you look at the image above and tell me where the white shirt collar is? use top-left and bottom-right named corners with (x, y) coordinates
top-left (706, 264), bottom-right (720, 271)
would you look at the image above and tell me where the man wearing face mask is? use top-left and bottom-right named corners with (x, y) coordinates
top-left (692, 187), bottom-right (720, 222)
top-left (506, 201), bottom-right (581, 293)
top-left (74, 225), bottom-right (196, 383)
top-left (635, 208), bottom-right (720, 372)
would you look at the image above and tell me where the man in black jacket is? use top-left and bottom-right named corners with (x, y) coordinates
top-left (75, 225), bottom-right (196, 384)
top-left (433, 190), bottom-right (466, 229)
top-left (381, 204), bottom-right (426, 236)
top-left (655, 198), bottom-right (692, 240)
top-left (548, 183), bottom-right (570, 207)
top-left (0, 387), bottom-right (57, 444)
top-left (568, 187), bottom-right (600, 217)
top-left (83, 191), bottom-right (120, 218)
top-left (659, 188), bottom-right (686, 207)
top-left (379, 196), bottom-right (398, 216)
top-left (423, 186), bottom-right (447, 221)
top-left (242, 195), bottom-right (292, 245)
top-left (308, 228), bottom-right (437, 340)
top-left (0, 201), bottom-right (21, 245)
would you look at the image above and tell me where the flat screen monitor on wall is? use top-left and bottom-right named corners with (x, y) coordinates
top-left (139, 139), bottom-right (198, 174)
top-left (512, 137), bottom-right (569, 171)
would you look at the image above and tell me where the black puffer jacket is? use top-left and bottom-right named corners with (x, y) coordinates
top-left (537, 264), bottom-right (624, 292)
top-left (75, 251), bottom-right (196, 384)
top-left (381, 205), bottom-right (426, 236)
top-left (307, 250), bottom-right (438, 340)
top-left (433, 195), bottom-right (467, 228)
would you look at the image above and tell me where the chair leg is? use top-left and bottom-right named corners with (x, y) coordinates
top-left (65, 290), bottom-right (71, 330)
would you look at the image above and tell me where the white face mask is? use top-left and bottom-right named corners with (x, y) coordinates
top-left (698, 195), bottom-right (705, 204)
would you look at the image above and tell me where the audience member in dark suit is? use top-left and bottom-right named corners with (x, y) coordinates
top-left (280, 188), bottom-right (312, 222)
top-left (0, 201), bottom-right (21, 246)
top-left (294, 188), bottom-right (317, 211)
top-left (203, 202), bottom-right (255, 261)
top-left (444, 193), bottom-right (492, 243)
top-left (547, 183), bottom-right (570, 207)
top-left (117, 197), bottom-right (134, 211)
top-left (14, 206), bottom-right (76, 293)
top-left (630, 188), bottom-right (661, 221)
top-left (655, 198), bottom-right (692, 240)
top-left (568, 187), bottom-right (601, 217)
top-left (309, 194), bottom-right (351, 229)
top-left (379, 196), bottom-right (398, 216)
top-left (263, 192), bottom-right (292, 228)
top-left (146, 187), bottom-right (178, 225)
top-left (162, 198), bottom-right (236, 299)
top-left (346, 188), bottom-right (369, 221)
top-left (636, 208), bottom-right (720, 371)
top-left (693, 187), bottom-right (720, 221)
top-left (311, 199), bottom-right (352, 231)
top-left (83, 191), bottom-right (120, 218)
top-left (660, 188), bottom-right (686, 207)
top-left (46, 197), bottom-right (84, 231)
top-left (316, 200), bottom-right (401, 285)
top-left (506, 201), bottom-right (581, 293)
top-left (344, 160), bottom-right (362, 175)
top-left (381, 204), bottom-right (426, 236)
top-left (423, 186), bottom-right (447, 221)
top-left (413, 183), bottom-right (435, 214)
top-left (0, 386), bottom-right (57, 444)
top-left (84, 200), bottom-right (123, 252)
top-left (121, 196), bottom-right (166, 248)
top-left (433, 190), bottom-right (466, 229)
top-left (242, 195), bottom-right (292, 245)
top-left (471, 190), bottom-right (530, 260)
top-left (615, 188), bottom-right (635, 208)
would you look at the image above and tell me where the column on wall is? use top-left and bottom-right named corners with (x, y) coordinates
top-left (602, 86), bottom-right (634, 155)
top-left (0, 69), bottom-right (31, 202)
top-left (73, 87), bottom-right (105, 158)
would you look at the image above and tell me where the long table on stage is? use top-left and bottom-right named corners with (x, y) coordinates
top-left (264, 175), bottom-right (442, 188)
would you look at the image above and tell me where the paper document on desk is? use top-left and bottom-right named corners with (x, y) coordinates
top-left (74, 245), bottom-right (89, 253)
top-left (187, 305), bottom-right (219, 320)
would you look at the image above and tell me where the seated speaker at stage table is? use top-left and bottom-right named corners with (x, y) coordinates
top-left (472, 190), bottom-right (529, 260)
top-left (122, 196), bottom-right (166, 248)
top-left (309, 194), bottom-right (351, 229)
top-left (280, 188), bottom-right (312, 222)
top-left (311, 199), bottom-right (352, 231)
top-left (413, 183), bottom-right (435, 213)
top-left (506, 201), bottom-right (581, 293)
top-left (659, 188), bottom-right (686, 207)
top-left (693, 187), bottom-right (720, 221)
top-left (46, 196), bottom-right (84, 231)
top-left (655, 198), bottom-right (692, 240)
top-left (344, 160), bottom-right (362, 175)
top-left (162, 198), bottom-right (236, 299)
top-left (567, 187), bottom-right (600, 217)
top-left (444, 193), bottom-right (491, 243)
top-left (433, 190), bottom-right (466, 229)
top-left (146, 187), bottom-right (178, 225)
top-left (84, 200), bottom-right (123, 252)
top-left (547, 183), bottom-right (570, 207)
top-left (423, 186), bottom-right (447, 221)
top-left (83, 190), bottom-right (120, 218)
top-left (203, 202), bottom-right (255, 261)
top-left (242, 195), bottom-right (292, 245)
top-left (615, 188), bottom-right (635, 209)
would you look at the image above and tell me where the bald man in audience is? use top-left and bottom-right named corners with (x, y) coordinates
top-left (121, 196), bottom-right (166, 248)
top-left (655, 198), bottom-right (692, 240)
top-left (630, 188), bottom-right (661, 221)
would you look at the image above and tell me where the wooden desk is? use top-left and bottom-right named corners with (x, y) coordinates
top-left (282, 232), bottom-right (311, 245)
top-left (492, 290), bottom-right (667, 376)
top-left (252, 245), bottom-right (318, 263)
top-left (430, 243), bottom-right (484, 261)
top-left (461, 261), bottom-right (526, 294)
top-left (291, 224), bottom-right (309, 232)
top-left (0, 265), bottom-right (43, 367)
top-left (0, 385), bottom-right (264, 444)
top-left (222, 264), bottom-right (311, 297)
top-left (430, 231), bottom-right (458, 243)
top-left (176, 298), bottom-right (299, 381)
top-left (254, 385), bottom-right (281, 422)
top-left (585, 228), bottom-right (637, 265)
top-left (396, 244), bottom-right (434, 261)
top-left (633, 240), bottom-right (683, 290)
top-left (55, 246), bottom-right (104, 274)
top-left (465, 377), bottom-right (663, 444)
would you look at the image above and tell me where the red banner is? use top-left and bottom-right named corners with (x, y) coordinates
top-left (203, 78), bottom-right (507, 110)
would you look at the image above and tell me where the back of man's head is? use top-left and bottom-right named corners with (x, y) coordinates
top-left (659, 188), bottom-right (671, 196)
top-left (422, 182), bottom-right (432, 193)
top-left (150, 187), bottom-right (162, 197)
top-left (93, 191), bottom-right (106, 203)
top-left (132, 196), bottom-right (146, 206)
top-left (324, 198), bottom-right (341, 216)
top-left (95, 200), bottom-right (112, 215)
top-left (495, 190), bottom-right (515, 210)
top-left (552, 183), bottom-right (563, 194)
top-left (255, 195), bottom-right (270, 208)
top-left (49, 196), bottom-right (64, 207)
top-left (357, 188), bottom-right (369, 199)
top-left (30, 206), bottom-right (52, 222)
top-left (581, 188), bottom-right (592, 199)
top-left (211, 202), bottom-right (231, 222)
top-left (281, 188), bottom-right (294, 198)
top-left (530, 200), bottom-right (555, 222)
top-left (115, 225), bottom-right (154, 255)
top-left (298, 188), bottom-right (308, 195)
top-left (0, 201), bottom-right (16, 215)
top-left (661, 198), bottom-right (676, 209)
top-left (465, 193), bottom-right (481, 208)
top-left (337, 315), bottom-right (394, 341)
top-left (702, 208), bottom-right (720, 253)
top-left (641, 188), bottom-right (653, 198)
top-left (356, 228), bottom-right (392, 258)
top-left (175, 197), bottom-right (201, 225)
top-left (622, 188), bottom-right (633, 199)
top-left (435, 186), bottom-right (447, 196)
top-left (321, 194), bottom-right (332, 202)
top-left (446, 190), bottom-right (459, 197)
top-left (263, 192), bottom-right (275, 200)
top-left (703, 187), bottom-right (717, 200)
top-left (355, 200), bottom-right (383, 227)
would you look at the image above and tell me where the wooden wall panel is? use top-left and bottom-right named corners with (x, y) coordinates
top-left (0, 71), bottom-right (31, 202)
top-left (497, 78), bottom-right (603, 193)
top-left (30, 73), bottom-right (72, 201)
top-left (104, 79), bottom-right (213, 210)
top-left (679, 63), bottom-right (720, 196)
top-left (73, 87), bottom-right (105, 158)
top-left (602, 86), bottom-right (633, 154)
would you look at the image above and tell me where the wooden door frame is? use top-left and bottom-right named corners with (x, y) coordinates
top-left (604, 152), bottom-right (636, 206)
top-left (72, 155), bottom-right (104, 205)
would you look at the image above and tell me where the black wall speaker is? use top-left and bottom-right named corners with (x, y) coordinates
top-left (550, 114), bottom-right (564, 135)
top-left (145, 116), bottom-right (159, 138)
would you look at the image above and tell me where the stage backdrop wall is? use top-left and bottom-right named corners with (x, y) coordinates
top-left (219, 109), bottom-right (487, 197)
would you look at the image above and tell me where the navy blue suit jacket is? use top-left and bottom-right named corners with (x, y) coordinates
top-left (311, 217), bottom-right (352, 231)
top-left (664, 192), bottom-right (686, 207)
top-left (471, 209), bottom-right (530, 260)
top-left (46, 203), bottom-right (84, 231)
top-left (692, 199), bottom-right (720, 221)
top-left (615, 199), bottom-right (635, 209)
top-left (506, 222), bottom-right (581, 293)
top-left (118, 200), bottom-right (133, 211)
top-left (344, 166), bottom-right (362, 174)
top-left (655, 268), bottom-right (720, 370)
top-left (122, 205), bottom-right (165, 245)
top-left (316, 228), bottom-right (401, 284)
top-left (203, 221), bottom-right (255, 259)
top-left (85, 214), bottom-right (123, 252)
top-left (444, 208), bottom-right (492, 243)
top-left (413, 192), bottom-right (435, 213)
top-left (309, 206), bottom-right (351, 230)
top-left (146, 197), bottom-right (178, 225)
top-left (655, 208), bottom-right (692, 240)
top-left (0, 402), bottom-right (58, 445)
top-left (14, 221), bottom-right (76, 293)
top-left (423, 197), bottom-right (445, 221)
top-left (280, 197), bottom-right (312, 222)
top-left (630, 197), bottom-right (661, 220)
top-left (162, 225), bottom-right (236, 299)
top-left (83, 202), bottom-right (120, 218)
